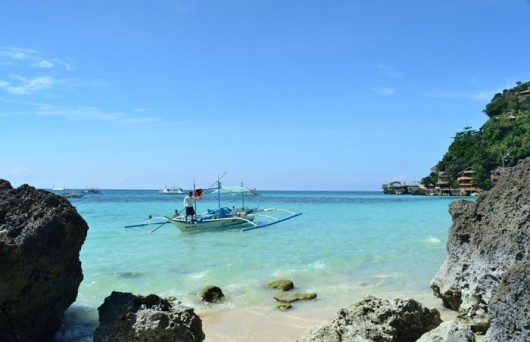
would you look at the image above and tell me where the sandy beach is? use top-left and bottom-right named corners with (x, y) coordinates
top-left (199, 307), bottom-right (324, 342)
top-left (198, 294), bottom-right (458, 342)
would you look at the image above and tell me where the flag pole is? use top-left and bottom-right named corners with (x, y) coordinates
top-left (217, 174), bottom-right (221, 209)
top-left (193, 178), bottom-right (197, 213)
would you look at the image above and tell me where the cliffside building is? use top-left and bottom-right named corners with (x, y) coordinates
top-left (490, 167), bottom-right (511, 186)
top-left (458, 168), bottom-right (480, 195)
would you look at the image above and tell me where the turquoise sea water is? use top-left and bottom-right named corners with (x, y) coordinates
top-left (53, 190), bottom-right (464, 341)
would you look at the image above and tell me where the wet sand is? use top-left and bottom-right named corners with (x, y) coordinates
top-left (199, 307), bottom-right (324, 342)
top-left (198, 296), bottom-right (458, 342)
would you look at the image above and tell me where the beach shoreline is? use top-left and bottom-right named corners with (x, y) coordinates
top-left (197, 291), bottom-right (457, 342)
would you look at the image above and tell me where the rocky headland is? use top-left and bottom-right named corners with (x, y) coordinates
top-left (431, 157), bottom-right (530, 333)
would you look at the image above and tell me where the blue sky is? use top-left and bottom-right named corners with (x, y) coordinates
top-left (1, 0), bottom-right (529, 191)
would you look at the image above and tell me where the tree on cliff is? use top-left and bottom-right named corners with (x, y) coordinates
top-left (422, 81), bottom-right (530, 189)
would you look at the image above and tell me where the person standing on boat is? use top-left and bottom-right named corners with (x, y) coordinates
top-left (184, 191), bottom-right (199, 223)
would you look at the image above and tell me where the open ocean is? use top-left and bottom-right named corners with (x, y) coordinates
top-left (52, 190), bottom-right (465, 341)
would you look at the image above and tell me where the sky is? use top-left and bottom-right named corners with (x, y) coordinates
top-left (1, 0), bottom-right (530, 191)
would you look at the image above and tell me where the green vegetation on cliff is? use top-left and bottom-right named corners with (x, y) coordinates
top-left (422, 81), bottom-right (530, 189)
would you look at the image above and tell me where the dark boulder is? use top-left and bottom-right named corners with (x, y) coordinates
top-left (431, 157), bottom-right (530, 331)
top-left (93, 291), bottom-right (205, 342)
top-left (197, 285), bottom-right (224, 303)
top-left (0, 180), bottom-right (88, 341)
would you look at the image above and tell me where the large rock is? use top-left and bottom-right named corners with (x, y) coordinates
top-left (431, 157), bottom-right (530, 331)
top-left (299, 295), bottom-right (442, 342)
top-left (94, 291), bottom-right (205, 342)
top-left (0, 180), bottom-right (88, 341)
top-left (482, 261), bottom-right (530, 341)
top-left (416, 320), bottom-right (475, 342)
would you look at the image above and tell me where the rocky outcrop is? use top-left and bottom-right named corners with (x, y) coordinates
top-left (0, 180), bottom-right (88, 341)
top-left (430, 157), bottom-right (530, 331)
top-left (416, 320), bottom-right (475, 342)
top-left (299, 295), bottom-right (442, 342)
top-left (94, 291), bottom-right (204, 342)
top-left (482, 261), bottom-right (530, 341)
top-left (382, 182), bottom-right (428, 195)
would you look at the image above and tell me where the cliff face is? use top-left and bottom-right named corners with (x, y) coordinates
top-left (0, 180), bottom-right (88, 341)
top-left (430, 157), bottom-right (530, 331)
top-left (483, 260), bottom-right (530, 341)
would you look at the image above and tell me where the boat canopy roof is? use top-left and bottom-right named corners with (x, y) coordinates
top-left (212, 186), bottom-right (257, 195)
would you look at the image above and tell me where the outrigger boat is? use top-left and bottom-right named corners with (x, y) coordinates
top-left (169, 206), bottom-right (301, 233)
top-left (126, 177), bottom-right (301, 233)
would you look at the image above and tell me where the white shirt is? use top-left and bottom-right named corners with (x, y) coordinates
top-left (184, 195), bottom-right (195, 208)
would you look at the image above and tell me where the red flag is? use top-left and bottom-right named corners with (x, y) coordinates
top-left (194, 189), bottom-right (203, 198)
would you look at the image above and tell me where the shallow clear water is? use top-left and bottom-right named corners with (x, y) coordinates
top-left (53, 190), bottom-right (465, 341)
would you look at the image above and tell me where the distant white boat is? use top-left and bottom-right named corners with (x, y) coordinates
top-left (159, 187), bottom-right (185, 194)
top-left (52, 185), bottom-right (65, 191)
top-left (83, 188), bottom-right (101, 194)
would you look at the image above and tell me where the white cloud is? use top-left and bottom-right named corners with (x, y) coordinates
top-left (0, 46), bottom-right (40, 61)
top-left (0, 46), bottom-right (73, 71)
top-left (31, 59), bottom-right (55, 68)
top-left (0, 76), bottom-right (55, 95)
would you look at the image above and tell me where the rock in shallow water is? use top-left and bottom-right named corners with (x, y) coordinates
top-left (267, 279), bottom-right (294, 291)
top-left (274, 292), bottom-right (317, 303)
top-left (197, 285), bottom-right (224, 303)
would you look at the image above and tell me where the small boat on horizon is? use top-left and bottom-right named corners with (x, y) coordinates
top-left (159, 186), bottom-right (185, 194)
top-left (83, 188), bottom-right (101, 194)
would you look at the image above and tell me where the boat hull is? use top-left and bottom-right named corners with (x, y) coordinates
top-left (170, 216), bottom-right (255, 232)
